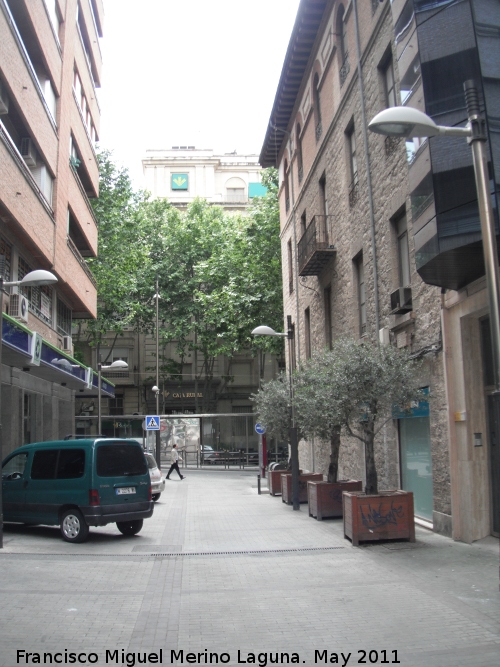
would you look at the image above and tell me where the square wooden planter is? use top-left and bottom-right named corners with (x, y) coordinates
top-left (307, 480), bottom-right (363, 520)
top-left (281, 472), bottom-right (324, 504)
top-left (268, 469), bottom-right (287, 496)
top-left (343, 490), bottom-right (415, 546)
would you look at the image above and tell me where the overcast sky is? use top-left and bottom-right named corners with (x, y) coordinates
top-left (97, 0), bottom-right (301, 186)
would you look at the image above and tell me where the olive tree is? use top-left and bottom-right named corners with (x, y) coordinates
top-left (251, 373), bottom-right (291, 444)
top-left (295, 339), bottom-right (423, 494)
top-left (294, 352), bottom-right (342, 483)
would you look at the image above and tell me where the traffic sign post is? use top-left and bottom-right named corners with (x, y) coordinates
top-left (255, 423), bottom-right (267, 478)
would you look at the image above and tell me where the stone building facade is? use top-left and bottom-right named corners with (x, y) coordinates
top-left (1, 0), bottom-right (107, 456)
top-left (142, 147), bottom-right (266, 211)
top-left (260, 0), bottom-right (469, 538)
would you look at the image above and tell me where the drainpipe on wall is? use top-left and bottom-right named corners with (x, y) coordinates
top-left (289, 137), bottom-right (301, 367)
top-left (353, 0), bottom-right (380, 337)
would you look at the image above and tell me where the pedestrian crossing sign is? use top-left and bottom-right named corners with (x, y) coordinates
top-left (145, 415), bottom-right (160, 430)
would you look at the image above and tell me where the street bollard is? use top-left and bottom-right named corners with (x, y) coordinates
top-left (257, 474), bottom-right (261, 495)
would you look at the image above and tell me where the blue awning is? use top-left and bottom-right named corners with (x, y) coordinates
top-left (1, 313), bottom-right (115, 397)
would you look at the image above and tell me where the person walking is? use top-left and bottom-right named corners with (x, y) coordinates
top-left (166, 443), bottom-right (185, 480)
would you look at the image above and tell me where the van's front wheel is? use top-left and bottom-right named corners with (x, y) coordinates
top-left (116, 520), bottom-right (143, 536)
top-left (60, 509), bottom-right (89, 543)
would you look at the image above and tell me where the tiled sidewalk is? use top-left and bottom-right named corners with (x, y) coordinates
top-left (0, 469), bottom-right (498, 667)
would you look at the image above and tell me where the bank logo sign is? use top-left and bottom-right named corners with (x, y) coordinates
top-left (171, 173), bottom-right (188, 190)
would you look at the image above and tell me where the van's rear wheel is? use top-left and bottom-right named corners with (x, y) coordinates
top-left (116, 519), bottom-right (143, 536)
top-left (60, 509), bottom-right (89, 543)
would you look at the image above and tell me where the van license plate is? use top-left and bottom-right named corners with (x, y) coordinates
top-left (116, 487), bottom-right (136, 495)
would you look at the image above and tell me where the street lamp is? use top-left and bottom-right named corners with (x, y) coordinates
top-left (97, 359), bottom-right (128, 436)
top-left (368, 81), bottom-right (500, 393)
top-left (153, 277), bottom-right (161, 468)
top-left (252, 319), bottom-right (300, 510)
top-left (0, 267), bottom-right (58, 548)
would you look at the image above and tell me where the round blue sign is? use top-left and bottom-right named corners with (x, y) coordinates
top-left (255, 422), bottom-right (266, 435)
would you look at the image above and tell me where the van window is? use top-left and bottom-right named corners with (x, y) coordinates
top-left (31, 449), bottom-right (85, 480)
top-left (57, 449), bottom-right (85, 479)
top-left (2, 452), bottom-right (29, 478)
top-left (96, 444), bottom-right (147, 477)
top-left (31, 450), bottom-right (58, 479)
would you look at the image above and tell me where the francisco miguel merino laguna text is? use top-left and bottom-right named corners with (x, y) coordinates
top-left (16, 649), bottom-right (302, 666)
top-left (16, 648), bottom-right (401, 666)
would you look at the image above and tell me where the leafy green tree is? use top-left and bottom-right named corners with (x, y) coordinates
top-left (80, 155), bottom-right (283, 406)
top-left (82, 149), bottom-right (151, 348)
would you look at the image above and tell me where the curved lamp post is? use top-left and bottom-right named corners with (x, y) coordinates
top-left (0, 267), bottom-right (58, 548)
top-left (153, 278), bottom-right (161, 467)
top-left (368, 82), bottom-right (500, 394)
top-left (252, 321), bottom-right (300, 510)
top-left (97, 359), bottom-right (128, 436)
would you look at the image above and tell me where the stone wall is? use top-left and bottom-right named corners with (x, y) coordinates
top-left (278, 1), bottom-right (451, 532)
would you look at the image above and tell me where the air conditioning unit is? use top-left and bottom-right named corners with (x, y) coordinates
top-left (390, 287), bottom-right (412, 315)
top-left (0, 81), bottom-right (9, 115)
top-left (20, 137), bottom-right (36, 166)
top-left (62, 335), bottom-right (73, 353)
top-left (378, 326), bottom-right (390, 346)
top-left (10, 294), bottom-right (29, 323)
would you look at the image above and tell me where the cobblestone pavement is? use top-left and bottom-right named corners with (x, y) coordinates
top-left (0, 468), bottom-right (498, 667)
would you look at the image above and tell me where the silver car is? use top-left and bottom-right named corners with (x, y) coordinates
top-left (144, 452), bottom-right (165, 501)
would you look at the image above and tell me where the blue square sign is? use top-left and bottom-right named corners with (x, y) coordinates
top-left (145, 415), bottom-right (160, 430)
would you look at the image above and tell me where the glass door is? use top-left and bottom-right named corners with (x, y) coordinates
top-left (399, 416), bottom-right (433, 521)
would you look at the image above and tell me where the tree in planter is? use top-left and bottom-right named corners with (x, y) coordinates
top-left (327, 338), bottom-right (423, 495)
top-left (294, 352), bottom-right (342, 484)
top-left (251, 374), bottom-right (292, 495)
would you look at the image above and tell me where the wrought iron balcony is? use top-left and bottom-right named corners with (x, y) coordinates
top-left (315, 120), bottom-right (323, 142)
top-left (339, 51), bottom-right (350, 88)
top-left (298, 215), bottom-right (336, 276)
top-left (348, 175), bottom-right (359, 207)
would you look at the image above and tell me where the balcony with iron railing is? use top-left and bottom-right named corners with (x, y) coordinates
top-left (67, 235), bottom-right (97, 288)
top-left (339, 51), bottom-right (350, 88)
top-left (348, 174), bottom-right (360, 207)
top-left (298, 215), bottom-right (336, 276)
top-left (315, 120), bottom-right (323, 142)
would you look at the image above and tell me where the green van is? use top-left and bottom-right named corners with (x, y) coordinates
top-left (1, 438), bottom-right (154, 543)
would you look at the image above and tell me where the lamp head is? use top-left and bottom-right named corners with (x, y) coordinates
top-left (152, 385), bottom-right (160, 393)
top-left (251, 325), bottom-right (287, 337)
top-left (368, 106), bottom-right (442, 138)
top-left (108, 360), bottom-right (128, 370)
top-left (20, 269), bottom-right (58, 287)
top-left (369, 106), bottom-right (471, 139)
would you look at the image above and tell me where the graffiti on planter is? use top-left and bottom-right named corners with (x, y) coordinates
top-left (360, 500), bottom-right (405, 530)
top-left (328, 488), bottom-right (343, 504)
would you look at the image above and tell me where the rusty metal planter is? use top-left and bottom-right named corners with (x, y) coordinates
top-left (307, 480), bottom-right (363, 520)
top-left (343, 490), bottom-right (416, 546)
top-left (281, 473), bottom-right (324, 504)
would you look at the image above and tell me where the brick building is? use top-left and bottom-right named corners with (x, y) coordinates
top-left (261, 0), bottom-right (499, 540)
top-left (0, 0), bottom-right (107, 454)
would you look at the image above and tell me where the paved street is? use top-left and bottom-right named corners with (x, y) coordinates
top-left (0, 468), bottom-right (499, 667)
